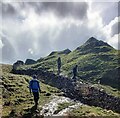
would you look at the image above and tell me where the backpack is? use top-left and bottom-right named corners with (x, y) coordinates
top-left (30, 80), bottom-right (39, 90)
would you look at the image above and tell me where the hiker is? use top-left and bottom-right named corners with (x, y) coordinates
top-left (57, 57), bottom-right (61, 75)
top-left (72, 65), bottom-right (78, 81)
top-left (29, 75), bottom-right (41, 106)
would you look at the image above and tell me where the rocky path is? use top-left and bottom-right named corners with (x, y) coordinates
top-left (40, 95), bottom-right (83, 116)
top-left (56, 102), bottom-right (82, 116)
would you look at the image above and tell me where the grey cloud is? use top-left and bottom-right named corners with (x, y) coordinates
top-left (28, 2), bottom-right (88, 20)
top-left (111, 21), bottom-right (120, 36)
top-left (1, 2), bottom-right (29, 19)
top-left (15, 32), bottom-right (37, 61)
top-left (92, 2), bottom-right (118, 25)
top-left (52, 23), bottom-right (106, 52)
top-left (42, 2), bottom-right (88, 19)
top-left (118, 1), bottom-right (120, 16)
top-left (1, 36), bottom-right (16, 63)
top-left (2, 2), bottom-right (88, 20)
top-left (1, 2), bottom-right (118, 64)
top-left (2, 3), bottom-right (17, 18)
top-left (37, 31), bottom-right (53, 57)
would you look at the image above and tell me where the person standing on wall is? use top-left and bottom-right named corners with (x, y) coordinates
top-left (72, 65), bottom-right (78, 82)
top-left (57, 57), bottom-right (61, 75)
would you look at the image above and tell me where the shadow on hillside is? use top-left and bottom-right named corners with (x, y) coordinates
top-left (1, 105), bottom-right (44, 118)
top-left (22, 105), bottom-right (43, 118)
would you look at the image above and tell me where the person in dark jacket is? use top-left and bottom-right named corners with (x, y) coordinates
top-left (29, 75), bottom-right (41, 106)
top-left (57, 57), bottom-right (61, 75)
top-left (72, 65), bottom-right (78, 81)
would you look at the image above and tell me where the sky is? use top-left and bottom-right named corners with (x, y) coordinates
top-left (0, 0), bottom-right (120, 64)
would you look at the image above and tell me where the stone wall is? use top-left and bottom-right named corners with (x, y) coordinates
top-left (13, 68), bottom-right (120, 113)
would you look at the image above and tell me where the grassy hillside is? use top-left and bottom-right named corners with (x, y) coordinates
top-left (1, 64), bottom-right (61, 117)
top-left (68, 105), bottom-right (120, 117)
top-left (1, 64), bottom-right (120, 117)
top-left (17, 37), bottom-right (120, 89)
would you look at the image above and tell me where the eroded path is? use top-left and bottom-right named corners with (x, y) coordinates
top-left (40, 95), bottom-right (83, 116)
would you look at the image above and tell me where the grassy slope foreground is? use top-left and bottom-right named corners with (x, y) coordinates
top-left (1, 64), bottom-right (120, 117)
top-left (1, 64), bottom-right (61, 117)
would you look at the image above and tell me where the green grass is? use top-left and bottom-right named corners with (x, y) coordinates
top-left (1, 65), bottom-right (61, 117)
top-left (93, 84), bottom-right (120, 98)
top-left (17, 41), bottom-right (120, 89)
top-left (54, 102), bottom-right (75, 114)
top-left (1, 61), bottom-right (120, 117)
top-left (69, 105), bottom-right (120, 117)
top-left (0, 64), bottom-right (13, 73)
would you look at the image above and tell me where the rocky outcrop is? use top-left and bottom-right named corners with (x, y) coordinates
top-left (25, 59), bottom-right (36, 65)
top-left (59, 49), bottom-right (71, 55)
top-left (49, 49), bottom-right (71, 56)
top-left (13, 60), bottom-right (24, 70)
top-left (13, 68), bottom-right (120, 113)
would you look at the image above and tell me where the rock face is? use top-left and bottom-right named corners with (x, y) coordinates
top-left (49, 49), bottom-right (71, 56)
top-left (59, 49), bottom-right (71, 55)
top-left (13, 60), bottom-right (24, 70)
top-left (13, 68), bottom-right (120, 114)
top-left (25, 59), bottom-right (36, 65)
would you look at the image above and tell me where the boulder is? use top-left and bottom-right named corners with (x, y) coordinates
top-left (13, 60), bottom-right (24, 70)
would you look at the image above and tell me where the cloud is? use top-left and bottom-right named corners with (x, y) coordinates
top-left (91, 2), bottom-right (118, 25)
top-left (2, 2), bottom-right (89, 20)
top-left (28, 48), bottom-right (34, 55)
top-left (102, 17), bottom-right (119, 37)
top-left (40, 2), bottom-right (88, 20)
top-left (1, 36), bottom-right (16, 63)
top-left (111, 20), bottom-right (120, 36)
top-left (107, 33), bottom-right (120, 49)
top-left (1, 2), bottom-right (119, 64)
top-left (2, 3), bottom-right (17, 18)
top-left (0, 39), bottom-right (4, 49)
top-left (102, 16), bottom-right (119, 49)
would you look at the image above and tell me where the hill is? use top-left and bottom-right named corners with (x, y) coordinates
top-left (2, 37), bottom-right (120, 117)
top-left (18, 37), bottom-right (120, 89)
top-left (1, 64), bottom-right (120, 117)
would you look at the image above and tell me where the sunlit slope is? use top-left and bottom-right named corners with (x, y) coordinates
top-left (18, 37), bottom-right (120, 89)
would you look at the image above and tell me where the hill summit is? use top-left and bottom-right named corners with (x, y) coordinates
top-left (85, 37), bottom-right (111, 47)
top-left (76, 37), bottom-right (113, 54)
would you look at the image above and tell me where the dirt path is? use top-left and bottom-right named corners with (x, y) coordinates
top-left (40, 95), bottom-right (83, 116)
